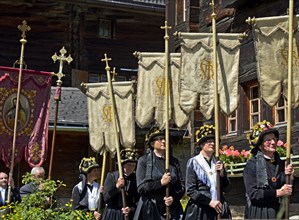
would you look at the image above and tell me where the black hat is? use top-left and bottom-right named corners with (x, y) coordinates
top-left (79, 157), bottom-right (99, 174)
top-left (195, 124), bottom-right (215, 145)
top-left (120, 148), bottom-right (139, 164)
top-left (247, 120), bottom-right (279, 148)
top-left (145, 126), bottom-right (165, 146)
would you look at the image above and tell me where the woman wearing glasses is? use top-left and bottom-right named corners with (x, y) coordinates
top-left (184, 125), bottom-right (231, 220)
top-left (244, 120), bottom-right (294, 219)
top-left (133, 127), bottom-right (185, 220)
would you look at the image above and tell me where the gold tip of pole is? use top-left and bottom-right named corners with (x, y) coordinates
top-left (80, 82), bottom-right (87, 88)
top-left (239, 32), bottom-right (248, 40)
top-left (246, 17), bottom-right (256, 25)
top-left (133, 51), bottom-right (140, 58)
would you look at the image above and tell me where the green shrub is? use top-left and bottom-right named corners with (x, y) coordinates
top-left (2, 173), bottom-right (93, 220)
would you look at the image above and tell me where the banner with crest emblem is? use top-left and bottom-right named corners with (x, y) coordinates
top-left (251, 15), bottom-right (299, 107)
top-left (0, 66), bottom-right (52, 167)
top-left (178, 33), bottom-right (241, 119)
top-left (135, 52), bottom-right (189, 129)
top-left (85, 81), bottom-right (135, 155)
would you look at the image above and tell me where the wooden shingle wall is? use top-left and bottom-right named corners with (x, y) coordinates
top-left (0, 0), bottom-right (165, 86)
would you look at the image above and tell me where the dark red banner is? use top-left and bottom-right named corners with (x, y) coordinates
top-left (0, 66), bottom-right (52, 167)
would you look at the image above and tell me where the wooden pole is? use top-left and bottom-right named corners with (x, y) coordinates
top-left (161, 21), bottom-right (171, 220)
top-left (285, 0), bottom-right (294, 218)
top-left (7, 20), bottom-right (30, 203)
top-left (97, 149), bottom-right (107, 211)
top-left (101, 54), bottom-right (128, 220)
top-left (48, 47), bottom-right (73, 180)
top-left (48, 93), bottom-right (60, 180)
top-left (210, 1), bottom-right (221, 219)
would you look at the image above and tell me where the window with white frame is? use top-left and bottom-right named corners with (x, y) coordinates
top-left (249, 85), bottom-right (260, 127)
top-left (275, 95), bottom-right (287, 124)
top-left (227, 110), bottom-right (237, 134)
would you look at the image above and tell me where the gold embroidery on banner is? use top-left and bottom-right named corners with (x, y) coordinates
top-left (200, 59), bottom-right (214, 80)
top-left (102, 104), bottom-right (112, 122)
top-left (155, 76), bottom-right (165, 96)
top-left (0, 88), bottom-right (36, 136)
top-left (155, 76), bottom-right (172, 97)
top-left (280, 47), bottom-right (299, 66)
top-left (7, 145), bottom-right (19, 161)
top-left (30, 142), bottom-right (42, 164)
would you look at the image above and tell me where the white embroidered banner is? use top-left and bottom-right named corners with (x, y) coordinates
top-left (252, 15), bottom-right (299, 107)
top-left (85, 81), bottom-right (135, 155)
top-left (178, 32), bottom-right (241, 119)
top-left (135, 52), bottom-right (189, 129)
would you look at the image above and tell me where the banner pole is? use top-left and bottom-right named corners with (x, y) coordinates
top-left (101, 54), bottom-right (128, 220)
top-left (7, 21), bottom-right (30, 203)
top-left (161, 21), bottom-right (171, 220)
top-left (210, 1), bottom-right (221, 219)
top-left (48, 47), bottom-right (73, 180)
top-left (97, 148), bottom-right (107, 212)
top-left (285, 0), bottom-right (294, 218)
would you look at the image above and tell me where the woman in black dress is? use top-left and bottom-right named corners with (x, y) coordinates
top-left (184, 124), bottom-right (231, 220)
top-left (102, 148), bottom-right (139, 220)
top-left (133, 127), bottom-right (185, 220)
top-left (244, 120), bottom-right (294, 219)
top-left (72, 157), bottom-right (102, 220)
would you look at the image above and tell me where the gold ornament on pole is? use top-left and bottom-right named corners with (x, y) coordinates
top-left (51, 47), bottom-right (73, 87)
top-left (101, 54), bottom-right (128, 220)
top-left (48, 47), bottom-right (73, 180)
top-left (7, 20), bottom-right (30, 203)
top-left (111, 67), bottom-right (118, 82)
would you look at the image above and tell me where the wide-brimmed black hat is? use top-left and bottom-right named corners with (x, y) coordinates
top-left (120, 148), bottom-right (139, 164)
top-left (145, 126), bottom-right (165, 146)
top-left (79, 157), bottom-right (99, 174)
top-left (247, 120), bottom-right (279, 148)
top-left (196, 124), bottom-right (215, 145)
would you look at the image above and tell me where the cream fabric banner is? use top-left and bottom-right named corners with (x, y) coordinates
top-left (85, 81), bottom-right (135, 155)
top-left (179, 33), bottom-right (241, 119)
top-left (252, 15), bottom-right (299, 107)
top-left (135, 52), bottom-right (189, 129)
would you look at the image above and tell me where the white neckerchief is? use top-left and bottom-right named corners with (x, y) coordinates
top-left (87, 182), bottom-right (99, 211)
top-left (194, 153), bottom-right (217, 200)
top-left (77, 181), bottom-right (100, 211)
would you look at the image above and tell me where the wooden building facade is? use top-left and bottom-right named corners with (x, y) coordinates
top-left (0, 0), bottom-right (165, 85)
top-left (0, 0), bottom-right (166, 201)
top-left (1, 0), bottom-right (299, 211)
top-left (171, 0), bottom-right (299, 211)
top-left (173, 0), bottom-right (299, 152)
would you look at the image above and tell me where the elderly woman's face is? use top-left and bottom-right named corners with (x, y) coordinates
top-left (123, 162), bottom-right (136, 176)
top-left (151, 135), bottom-right (166, 150)
top-left (260, 133), bottom-right (277, 154)
top-left (201, 139), bottom-right (215, 154)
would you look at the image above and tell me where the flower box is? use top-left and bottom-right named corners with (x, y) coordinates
top-left (225, 154), bottom-right (299, 177)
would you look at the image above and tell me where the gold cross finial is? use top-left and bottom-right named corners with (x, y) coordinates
top-left (101, 53), bottom-right (112, 72)
top-left (161, 21), bottom-right (172, 40)
top-left (111, 67), bottom-right (118, 81)
top-left (18, 20), bottom-right (31, 39)
top-left (52, 46), bottom-right (73, 86)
